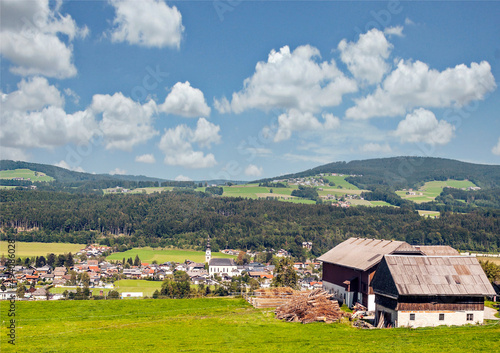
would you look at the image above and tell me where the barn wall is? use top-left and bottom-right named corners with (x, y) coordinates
top-left (397, 310), bottom-right (484, 328)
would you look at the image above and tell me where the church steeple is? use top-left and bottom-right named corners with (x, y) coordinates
top-left (205, 236), bottom-right (211, 263)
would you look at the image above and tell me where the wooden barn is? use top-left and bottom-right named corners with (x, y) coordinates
top-left (371, 255), bottom-right (496, 328)
top-left (318, 238), bottom-right (414, 310)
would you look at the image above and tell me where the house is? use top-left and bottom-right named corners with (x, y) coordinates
top-left (209, 258), bottom-right (237, 277)
top-left (318, 237), bottom-right (414, 310)
top-left (371, 255), bottom-right (496, 328)
top-left (31, 288), bottom-right (49, 300)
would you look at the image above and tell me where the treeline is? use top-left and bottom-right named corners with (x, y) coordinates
top-left (1, 189), bottom-right (500, 254)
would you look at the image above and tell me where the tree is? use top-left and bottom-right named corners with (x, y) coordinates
top-left (480, 260), bottom-right (500, 283)
top-left (46, 253), bottom-right (56, 267)
top-left (272, 257), bottom-right (299, 289)
top-left (16, 285), bottom-right (26, 298)
top-left (173, 271), bottom-right (190, 282)
top-left (107, 290), bottom-right (120, 299)
top-left (80, 272), bottom-right (90, 287)
top-left (133, 255), bottom-right (141, 267)
top-left (36, 255), bottom-right (46, 267)
top-left (160, 278), bottom-right (191, 298)
top-left (236, 251), bottom-right (250, 265)
top-left (65, 252), bottom-right (74, 268)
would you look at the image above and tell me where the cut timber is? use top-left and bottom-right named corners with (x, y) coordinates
top-left (275, 289), bottom-right (351, 324)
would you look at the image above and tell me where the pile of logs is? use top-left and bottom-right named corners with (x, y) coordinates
top-left (254, 287), bottom-right (296, 298)
top-left (275, 289), bottom-right (351, 324)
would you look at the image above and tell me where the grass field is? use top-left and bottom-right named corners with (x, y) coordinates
top-left (103, 187), bottom-right (175, 194)
top-left (106, 247), bottom-right (235, 264)
top-left (477, 256), bottom-right (500, 265)
top-left (1, 298), bottom-right (499, 352)
top-left (418, 210), bottom-right (441, 218)
top-left (0, 169), bottom-right (54, 182)
top-left (0, 242), bottom-right (85, 258)
top-left (396, 179), bottom-right (478, 204)
top-left (321, 175), bottom-right (359, 190)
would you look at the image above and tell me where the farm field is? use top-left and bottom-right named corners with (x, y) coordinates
top-left (1, 298), bottom-right (499, 352)
top-left (106, 247), bottom-right (235, 264)
top-left (0, 241), bottom-right (85, 258)
top-left (321, 175), bottom-right (359, 190)
top-left (417, 210), bottom-right (441, 218)
top-left (477, 256), bottom-right (500, 266)
top-left (0, 169), bottom-right (54, 182)
top-left (396, 179), bottom-right (478, 204)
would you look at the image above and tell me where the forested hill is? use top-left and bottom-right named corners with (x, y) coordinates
top-left (1, 189), bottom-right (499, 254)
top-left (258, 157), bottom-right (500, 190)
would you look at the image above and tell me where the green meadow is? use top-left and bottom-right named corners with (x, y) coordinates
top-left (0, 169), bottom-right (54, 182)
top-left (1, 298), bottom-right (499, 352)
top-left (0, 242), bottom-right (85, 258)
top-left (396, 179), bottom-right (478, 204)
top-left (106, 247), bottom-right (235, 264)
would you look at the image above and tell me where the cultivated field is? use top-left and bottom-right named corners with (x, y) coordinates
top-left (1, 298), bottom-right (498, 352)
top-left (106, 247), bottom-right (235, 264)
top-left (0, 242), bottom-right (85, 258)
top-left (0, 169), bottom-right (54, 182)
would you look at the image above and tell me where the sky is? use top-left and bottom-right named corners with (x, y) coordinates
top-left (1, 0), bottom-right (499, 181)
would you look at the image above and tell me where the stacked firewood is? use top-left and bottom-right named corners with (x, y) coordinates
top-left (275, 289), bottom-right (351, 324)
top-left (254, 287), bottom-right (296, 298)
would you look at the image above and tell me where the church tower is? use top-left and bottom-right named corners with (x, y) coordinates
top-left (205, 236), bottom-right (211, 263)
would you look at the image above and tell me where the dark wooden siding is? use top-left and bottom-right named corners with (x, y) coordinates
top-left (375, 294), bottom-right (398, 310)
top-left (396, 296), bottom-right (484, 311)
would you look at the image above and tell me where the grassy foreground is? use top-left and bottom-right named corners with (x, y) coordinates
top-left (1, 298), bottom-right (499, 352)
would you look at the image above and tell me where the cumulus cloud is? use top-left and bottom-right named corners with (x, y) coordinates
top-left (0, 147), bottom-right (28, 161)
top-left (346, 60), bottom-right (496, 119)
top-left (55, 160), bottom-right (85, 173)
top-left (359, 142), bottom-right (392, 153)
top-left (393, 108), bottom-right (455, 145)
top-left (384, 26), bottom-right (404, 37)
top-left (273, 109), bottom-right (341, 142)
top-left (90, 92), bottom-right (158, 150)
top-left (109, 168), bottom-right (127, 175)
top-left (339, 28), bottom-right (393, 85)
top-left (158, 118), bottom-right (221, 168)
top-left (174, 175), bottom-right (192, 181)
top-left (0, 77), bottom-right (97, 150)
top-left (0, 0), bottom-right (88, 78)
top-left (215, 45), bottom-right (357, 114)
top-left (109, 0), bottom-right (184, 49)
top-left (244, 164), bottom-right (263, 177)
top-left (492, 138), bottom-right (500, 156)
top-left (159, 81), bottom-right (211, 117)
top-left (135, 154), bottom-right (156, 163)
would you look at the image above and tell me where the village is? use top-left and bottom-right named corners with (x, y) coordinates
top-left (1, 237), bottom-right (498, 329)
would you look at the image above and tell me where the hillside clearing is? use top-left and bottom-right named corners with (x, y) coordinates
top-left (0, 241), bottom-right (85, 258)
top-left (106, 247), bottom-right (235, 264)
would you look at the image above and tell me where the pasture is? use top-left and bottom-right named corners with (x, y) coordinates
top-left (0, 241), bottom-right (85, 258)
top-left (0, 169), bottom-right (54, 182)
top-left (1, 298), bottom-right (499, 352)
top-left (106, 247), bottom-right (235, 264)
top-left (396, 179), bottom-right (478, 203)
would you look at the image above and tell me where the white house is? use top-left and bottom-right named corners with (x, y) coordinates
top-left (209, 258), bottom-right (237, 277)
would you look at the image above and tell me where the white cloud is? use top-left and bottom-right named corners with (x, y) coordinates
top-left (90, 92), bottom-right (158, 150)
top-left (215, 45), bottom-right (357, 114)
top-left (135, 154), bottom-right (156, 164)
top-left (0, 147), bottom-right (28, 161)
top-left (0, 0), bottom-right (88, 78)
top-left (0, 77), bottom-right (97, 150)
top-left (384, 26), bottom-right (404, 37)
top-left (393, 108), bottom-right (455, 145)
top-left (174, 175), bottom-right (192, 181)
top-left (109, 168), bottom-right (127, 175)
top-left (159, 81), bottom-right (211, 118)
top-left (244, 164), bottom-right (263, 177)
top-left (64, 88), bottom-right (80, 105)
top-left (273, 109), bottom-right (341, 142)
top-left (405, 18), bottom-right (415, 26)
top-left (339, 28), bottom-right (393, 85)
top-left (109, 0), bottom-right (184, 49)
top-left (492, 138), bottom-right (500, 156)
top-left (55, 160), bottom-right (85, 173)
top-left (359, 142), bottom-right (392, 153)
top-left (158, 118), bottom-right (221, 168)
top-left (346, 60), bottom-right (496, 119)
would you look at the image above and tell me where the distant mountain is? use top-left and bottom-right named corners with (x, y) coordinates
top-left (0, 160), bottom-right (246, 186)
top-left (257, 157), bottom-right (500, 189)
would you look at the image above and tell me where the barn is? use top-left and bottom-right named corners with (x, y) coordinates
top-left (371, 255), bottom-right (496, 328)
top-left (318, 238), bottom-right (414, 310)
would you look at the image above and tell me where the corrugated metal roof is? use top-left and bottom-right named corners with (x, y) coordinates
top-left (317, 237), bottom-right (410, 271)
top-left (383, 255), bottom-right (496, 296)
top-left (416, 245), bottom-right (459, 256)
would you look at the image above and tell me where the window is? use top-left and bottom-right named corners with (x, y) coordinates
top-left (410, 313), bottom-right (415, 321)
top-left (439, 313), bottom-right (445, 321)
top-left (467, 313), bottom-right (474, 321)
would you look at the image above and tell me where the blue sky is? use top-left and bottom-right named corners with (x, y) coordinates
top-left (1, 0), bottom-right (499, 181)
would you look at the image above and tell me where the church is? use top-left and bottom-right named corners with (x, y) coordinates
top-left (206, 237), bottom-right (238, 278)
